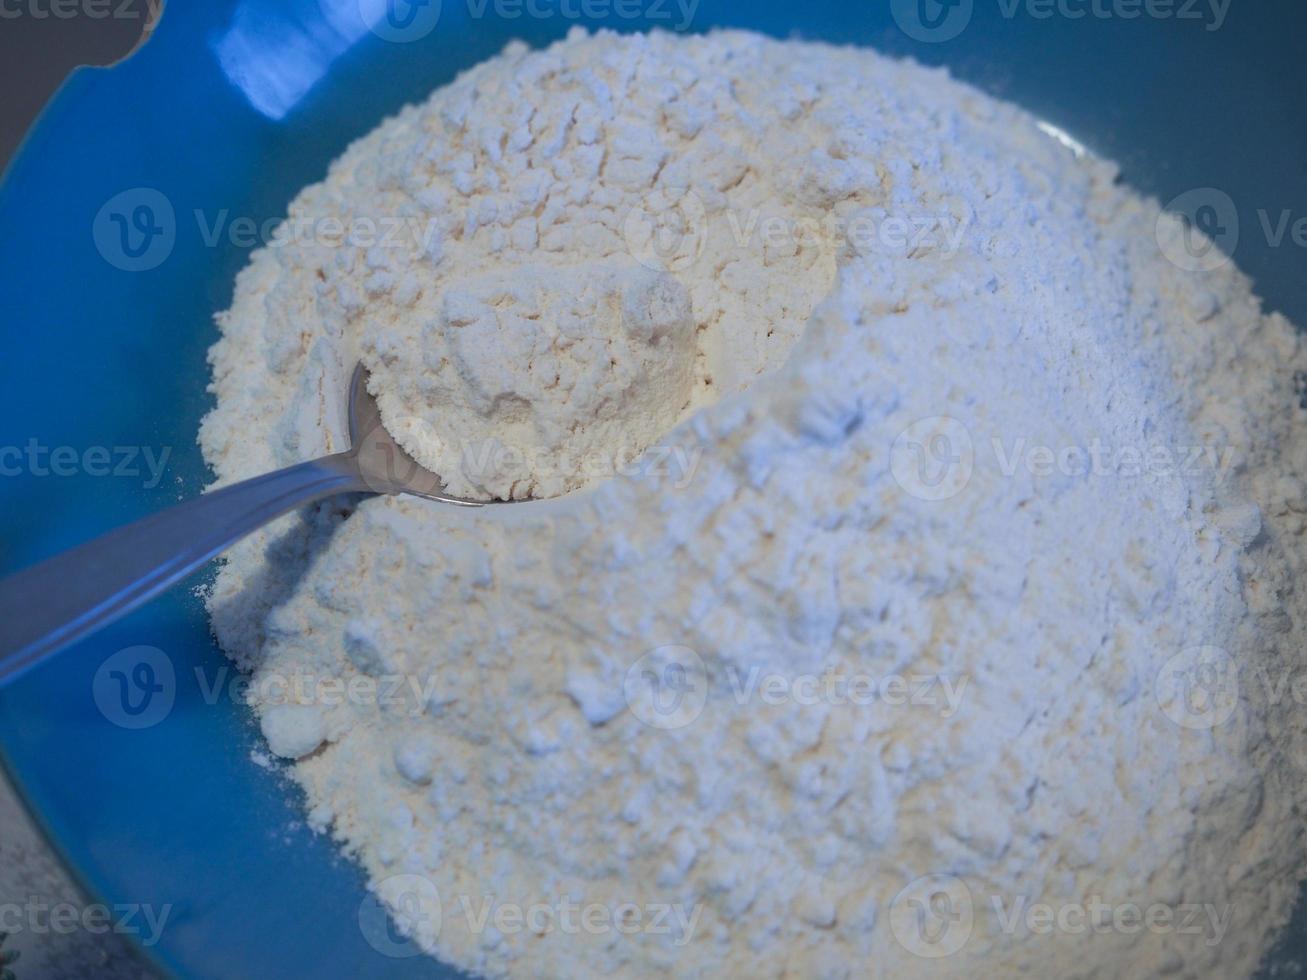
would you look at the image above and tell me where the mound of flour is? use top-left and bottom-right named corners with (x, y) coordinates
top-left (201, 28), bottom-right (1307, 979)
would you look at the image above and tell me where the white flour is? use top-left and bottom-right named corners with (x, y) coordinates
top-left (401, 264), bottom-right (701, 499)
top-left (200, 28), bottom-right (1307, 979)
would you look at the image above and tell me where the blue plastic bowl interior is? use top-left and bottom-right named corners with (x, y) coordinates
top-left (1, 1), bottom-right (1306, 976)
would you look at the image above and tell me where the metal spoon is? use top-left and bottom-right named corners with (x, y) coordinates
top-left (0, 364), bottom-right (506, 683)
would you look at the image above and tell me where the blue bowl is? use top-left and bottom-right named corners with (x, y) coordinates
top-left (2, 1), bottom-right (1306, 976)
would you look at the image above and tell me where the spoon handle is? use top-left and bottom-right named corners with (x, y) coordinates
top-left (0, 454), bottom-right (367, 684)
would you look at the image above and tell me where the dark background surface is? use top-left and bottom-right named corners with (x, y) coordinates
top-left (0, 1), bottom-right (153, 173)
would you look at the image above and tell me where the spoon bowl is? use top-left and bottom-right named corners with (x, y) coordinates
top-left (346, 363), bottom-right (496, 506)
